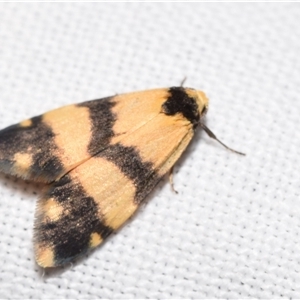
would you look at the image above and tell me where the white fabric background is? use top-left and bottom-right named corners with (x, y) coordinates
top-left (0, 3), bottom-right (299, 299)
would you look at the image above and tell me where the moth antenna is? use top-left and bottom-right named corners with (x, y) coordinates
top-left (180, 77), bottom-right (187, 87)
top-left (200, 123), bottom-right (246, 156)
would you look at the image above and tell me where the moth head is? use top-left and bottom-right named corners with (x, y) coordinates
top-left (185, 88), bottom-right (209, 117)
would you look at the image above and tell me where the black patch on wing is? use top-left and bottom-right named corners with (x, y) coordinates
top-left (35, 174), bottom-right (113, 266)
top-left (162, 87), bottom-right (200, 128)
top-left (97, 143), bottom-right (161, 204)
top-left (0, 115), bottom-right (63, 181)
top-left (78, 97), bottom-right (117, 155)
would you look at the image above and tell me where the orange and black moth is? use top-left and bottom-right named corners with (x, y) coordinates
top-left (0, 87), bottom-right (234, 268)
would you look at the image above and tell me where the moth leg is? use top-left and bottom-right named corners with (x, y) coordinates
top-left (168, 166), bottom-right (178, 194)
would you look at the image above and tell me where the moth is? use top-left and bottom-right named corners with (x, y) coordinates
top-left (0, 87), bottom-right (243, 268)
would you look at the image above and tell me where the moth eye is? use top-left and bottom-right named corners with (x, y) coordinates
top-left (201, 106), bottom-right (208, 116)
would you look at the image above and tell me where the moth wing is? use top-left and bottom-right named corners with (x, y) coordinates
top-left (34, 113), bottom-right (194, 267)
top-left (0, 89), bottom-right (171, 183)
top-left (0, 97), bottom-right (116, 182)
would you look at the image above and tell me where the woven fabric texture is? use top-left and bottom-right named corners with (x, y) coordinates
top-left (0, 3), bottom-right (299, 299)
